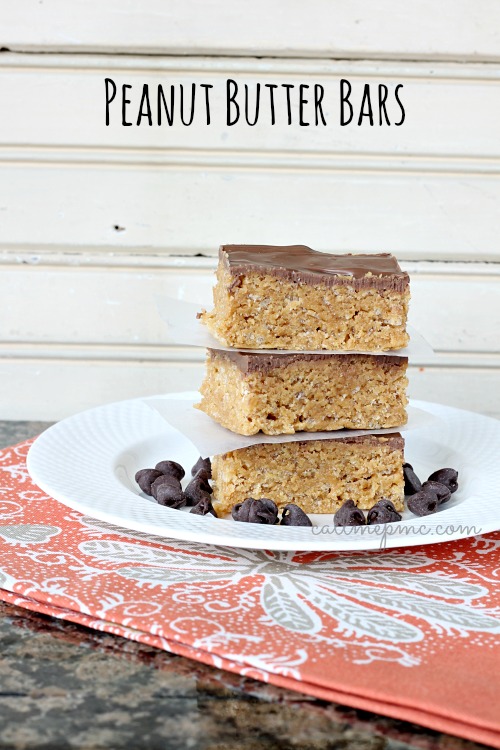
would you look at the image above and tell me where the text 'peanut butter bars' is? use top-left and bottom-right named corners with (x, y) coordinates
top-left (199, 244), bottom-right (410, 351)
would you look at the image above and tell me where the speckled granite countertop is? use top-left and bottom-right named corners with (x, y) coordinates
top-left (0, 422), bottom-right (489, 750)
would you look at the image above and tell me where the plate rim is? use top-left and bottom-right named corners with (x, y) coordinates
top-left (26, 393), bottom-right (500, 552)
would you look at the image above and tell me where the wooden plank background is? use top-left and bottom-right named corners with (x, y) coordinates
top-left (2, 1), bottom-right (500, 60)
top-left (0, 2), bottom-right (498, 420)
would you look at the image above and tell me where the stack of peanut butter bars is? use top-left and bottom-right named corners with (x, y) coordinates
top-left (197, 245), bottom-right (410, 518)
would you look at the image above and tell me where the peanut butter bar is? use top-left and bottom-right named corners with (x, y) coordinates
top-left (199, 245), bottom-right (410, 351)
top-left (197, 349), bottom-right (408, 435)
top-left (212, 433), bottom-right (405, 515)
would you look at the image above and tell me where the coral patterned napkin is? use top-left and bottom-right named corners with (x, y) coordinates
top-left (1, 439), bottom-right (500, 748)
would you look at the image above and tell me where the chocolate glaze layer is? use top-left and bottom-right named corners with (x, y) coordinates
top-left (293, 433), bottom-right (404, 452)
top-left (224, 433), bottom-right (405, 456)
top-left (220, 245), bottom-right (409, 292)
top-left (209, 348), bottom-right (408, 374)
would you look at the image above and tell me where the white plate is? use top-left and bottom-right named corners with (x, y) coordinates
top-left (27, 393), bottom-right (500, 551)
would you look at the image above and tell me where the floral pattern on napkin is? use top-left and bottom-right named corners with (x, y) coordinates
top-left (1, 438), bottom-right (500, 747)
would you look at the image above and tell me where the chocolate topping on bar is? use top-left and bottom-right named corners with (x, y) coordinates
top-left (298, 433), bottom-right (405, 453)
top-left (221, 245), bottom-right (409, 291)
top-left (220, 433), bottom-right (405, 457)
top-left (209, 349), bottom-right (408, 374)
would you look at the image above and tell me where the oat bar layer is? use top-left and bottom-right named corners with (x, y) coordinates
top-left (199, 245), bottom-right (410, 351)
top-left (197, 350), bottom-right (408, 435)
top-left (212, 434), bottom-right (405, 515)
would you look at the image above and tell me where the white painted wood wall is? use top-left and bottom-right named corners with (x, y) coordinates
top-left (0, 2), bottom-right (499, 420)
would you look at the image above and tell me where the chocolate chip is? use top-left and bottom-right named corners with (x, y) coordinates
top-left (150, 474), bottom-right (181, 500)
top-left (184, 472), bottom-right (212, 506)
top-left (191, 456), bottom-right (212, 478)
top-left (193, 470), bottom-right (212, 492)
top-left (135, 468), bottom-right (163, 496)
top-left (232, 498), bottom-right (279, 525)
top-left (156, 483), bottom-right (186, 509)
top-left (422, 480), bottom-right (451, 505)
top-left (190, 494), bottom-right (218, 517)
top-left (367, 499), bottom-right (402, 525)
top-left (427, 468), bottom-right (459, 494)
top-left (155, 460), bottom-right (185, 481)
top-left (280, 504), bottom-right (312, 527)
top-left (334, 500), bottom-right (366, 527)
top-left (407, 489), bottom-right (439, 517)
top-left (403, 463), bottom-right (422, 495)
